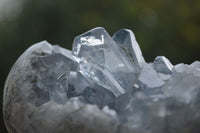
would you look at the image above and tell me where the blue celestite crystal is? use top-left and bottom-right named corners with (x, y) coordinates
top-left (3, 28), bottom-right (200, 133)
top-left (153, 56), bottom-right (173, 74)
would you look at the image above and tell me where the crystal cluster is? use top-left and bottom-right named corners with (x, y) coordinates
top-left (3, 27), bottom-right (200, 133)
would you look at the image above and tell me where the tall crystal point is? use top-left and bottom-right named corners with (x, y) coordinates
top-left (72, 27), bottom-right (138, 96)
top-left (112, 29), bottom-right (146, 69)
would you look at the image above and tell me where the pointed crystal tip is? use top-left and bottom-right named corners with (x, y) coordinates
top-left (153, 56), bottom-right (173, 74)
top-left (112, 29), bottom-right (146, 69)
top-left (5, 27), bottom-right (200, 133)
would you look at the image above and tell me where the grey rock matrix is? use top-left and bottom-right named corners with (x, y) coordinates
top-left (3, 27), bottom-right (200, 133)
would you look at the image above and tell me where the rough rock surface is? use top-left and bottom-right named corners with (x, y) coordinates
top-left (3, 27), bottom-right (200, 133)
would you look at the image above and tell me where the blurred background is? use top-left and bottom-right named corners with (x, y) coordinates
top-left (0, 0), bottom-right (200, 132)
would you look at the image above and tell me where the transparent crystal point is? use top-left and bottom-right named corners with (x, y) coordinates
top-left (153, 56), bottom-right (173, 74)
top-left (112, 29), bottom-right (145, 69)
top-left (72, 27), bottom-right (138, 95)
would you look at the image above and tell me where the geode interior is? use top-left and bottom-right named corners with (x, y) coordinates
top-left (3, 27), bottom-right (200, 133)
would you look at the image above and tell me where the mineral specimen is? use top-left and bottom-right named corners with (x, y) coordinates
top-left (3, 27), bottom-right (200, 133)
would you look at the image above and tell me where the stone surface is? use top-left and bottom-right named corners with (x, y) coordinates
top-left (162, 63), bottom-right (200, 104)
top-left (3, 28), bottom-right (200, 133)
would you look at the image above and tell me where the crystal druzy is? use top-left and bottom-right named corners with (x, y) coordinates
top-left (3, 27), bottom-right (200, 133)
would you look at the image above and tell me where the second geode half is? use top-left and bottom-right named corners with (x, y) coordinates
top-left (3, 27), bottom-right (200, 133)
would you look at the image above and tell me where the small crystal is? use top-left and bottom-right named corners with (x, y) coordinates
top-left (72, 27), bottom-right (138, 95)
top-left (153, 56), bottom-right (173, 74)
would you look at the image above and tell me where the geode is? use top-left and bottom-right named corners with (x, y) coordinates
top-left (3, 27), bottom-right (200, 133)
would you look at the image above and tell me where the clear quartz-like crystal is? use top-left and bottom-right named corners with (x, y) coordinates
top-left (72, 27), bottom-right (138, 96)
top-left (153, 56), bottom-right (173, 74)
top-left (78, 62), bottom-right (125, 96)
top-left (152, 56), bottom-right (173, 82)
top-left (112, 29), bottom-right (145, 69)
top-left (3, 28), bottom-right (200, 133)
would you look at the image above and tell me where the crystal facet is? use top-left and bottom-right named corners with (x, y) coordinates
top-left (72, 27), bottom-right (138, 95)
top-left (137, 63), bottom-right (165, 90)
top-left (153, 56), bottom-right (173, 74)
top-left (112, 29), bottom-right (145, 69)
top-left (3, 28), bottom-right (200, 133)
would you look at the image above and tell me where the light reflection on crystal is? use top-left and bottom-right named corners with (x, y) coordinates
top-left (3, 28), bottom-right (200, 133)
